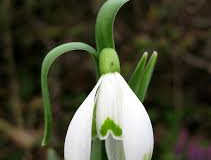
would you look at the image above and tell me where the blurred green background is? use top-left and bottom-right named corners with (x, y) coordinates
top-left (0, 0), bottom-right (211, 159)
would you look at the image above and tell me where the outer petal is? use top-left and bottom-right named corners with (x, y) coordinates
top-left (116, 73), bottom-right (154, 160)
top-left (105, 135), bottom-right (125, 160)
top-left (64, 78), bottom-right (102, 160)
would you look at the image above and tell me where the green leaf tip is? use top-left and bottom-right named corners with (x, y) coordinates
top-left (47, 148), bottom-right (60, 160)
top-left (95, 0), bottom-right (129, 54)
top-left (129, 51), bottom-right (158, 102)
top-left (41, 42), bottom-right (97, 146)
top-left (138, 51), bottom-right (158, 101)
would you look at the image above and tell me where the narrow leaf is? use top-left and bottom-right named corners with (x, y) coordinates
top-left (41, 42), bottom-right (97, 146)
top-left (95, 0), bottom-right (129, 54)
top-left (129, 52), bottom-right (148, 95)
top-left (138, 51), bottom-right (158, 101)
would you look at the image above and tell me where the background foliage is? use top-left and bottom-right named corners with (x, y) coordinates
top-left (0, 0), bottom-right (211, 159)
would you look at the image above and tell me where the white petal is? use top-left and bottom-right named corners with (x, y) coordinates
top-left (116, 73), bottom-right (154, 160)
top-left (64, 78), bottom-right (102, 160)
top-left (95, 73), bottom-right (123, 140)
top-left (105, 135), bottom-right (125, 160)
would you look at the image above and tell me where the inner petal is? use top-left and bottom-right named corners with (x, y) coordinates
top-left (95, 73), bottom-right (123, 140)
top-left (105, 135), bottom-right (125, 160)
top-left (100, 117), bottom-right (122, 137)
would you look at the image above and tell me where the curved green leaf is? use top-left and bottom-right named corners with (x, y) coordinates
top-left (41, 42), bottom-right (97, 146)
top-left (95, 0), bottom-right (129, 54)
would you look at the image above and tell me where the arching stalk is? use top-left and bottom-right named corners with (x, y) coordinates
top-left (41, 42), bottom-right (97, 146)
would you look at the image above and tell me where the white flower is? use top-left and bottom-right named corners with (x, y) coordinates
top-left (64, 72), bottom-right (154, 160)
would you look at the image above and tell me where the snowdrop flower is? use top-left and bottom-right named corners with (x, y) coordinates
top-left (64, 48), bottom-right (154, 160)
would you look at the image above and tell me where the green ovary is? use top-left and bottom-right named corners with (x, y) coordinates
top-left (100, 117), bottom-right (122, 137)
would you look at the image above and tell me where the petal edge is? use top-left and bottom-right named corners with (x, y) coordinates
top-left (64, 78), bottom-right (102, 160)
top-left (116, 73), bottom-right (154, 160)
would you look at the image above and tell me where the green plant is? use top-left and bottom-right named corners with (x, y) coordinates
top-left (41, 0), bottom-right (157, 160)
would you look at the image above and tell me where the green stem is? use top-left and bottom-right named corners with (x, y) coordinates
top-left (95, 0), bottom-right (129, 54)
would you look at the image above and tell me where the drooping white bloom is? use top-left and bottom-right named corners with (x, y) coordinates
top-left (64, 72), bottom-right (154, 160)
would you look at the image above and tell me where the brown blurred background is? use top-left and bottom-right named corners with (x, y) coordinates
top-left (0, 0), bottom-right (211, 159)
